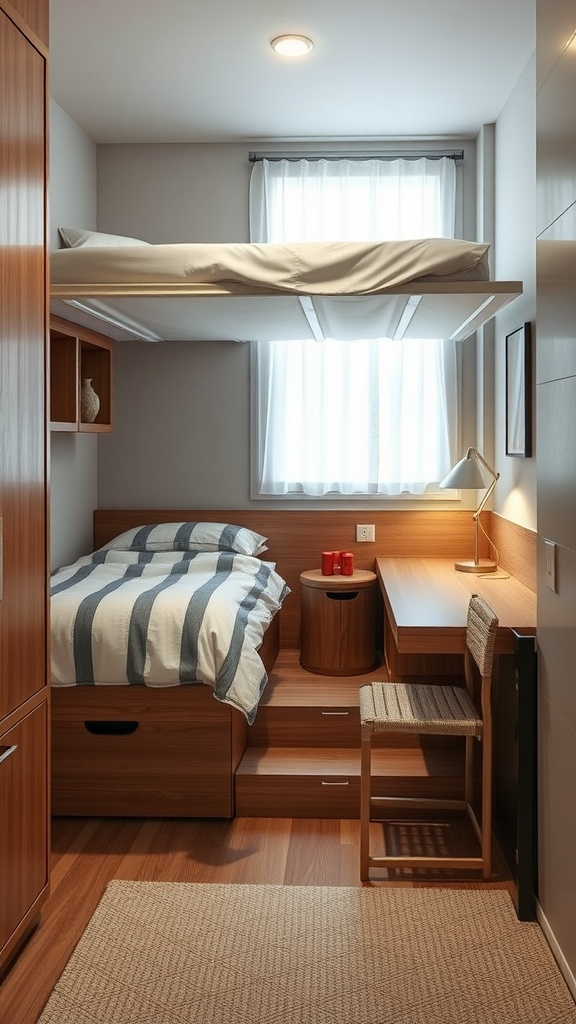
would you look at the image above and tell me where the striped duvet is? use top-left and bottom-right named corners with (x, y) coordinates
top-left (50, 549), bottom-right (290, 723)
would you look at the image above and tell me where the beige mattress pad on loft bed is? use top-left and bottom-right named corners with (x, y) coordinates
top-left (50, 238), bottom-right (522, 343)
top-left (51, 237), bottom-right (490, 295)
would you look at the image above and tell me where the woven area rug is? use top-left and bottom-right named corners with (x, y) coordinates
top-left (38, 882), bottom-right (576, 1024)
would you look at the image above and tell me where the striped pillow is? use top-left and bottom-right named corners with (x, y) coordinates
top-left (101, 522), bottom-right (268, 556)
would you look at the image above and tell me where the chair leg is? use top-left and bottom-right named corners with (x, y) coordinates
top-left (465, 735), bottom-right (473, 803)
top-left (360, 734), bottom-right (371, 880)
top-left (481, 720), bottom-right (493, 879)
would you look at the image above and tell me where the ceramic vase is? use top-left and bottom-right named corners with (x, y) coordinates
top-left (81, 378), bottom-right (100, 423)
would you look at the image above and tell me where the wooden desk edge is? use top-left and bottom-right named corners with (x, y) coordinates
top-left (376, 557), bottom-right (536, 656)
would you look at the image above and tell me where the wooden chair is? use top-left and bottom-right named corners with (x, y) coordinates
top-left (359, 593), bottom-right (499, 880)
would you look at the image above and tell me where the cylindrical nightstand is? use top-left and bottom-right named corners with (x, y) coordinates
top-left (299, 569), bottom-right (378, 675)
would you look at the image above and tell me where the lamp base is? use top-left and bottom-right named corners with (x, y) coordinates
top-left (454, 559), bottom-right (498, 574)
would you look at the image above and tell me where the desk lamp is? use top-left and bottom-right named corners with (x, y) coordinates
top-left (439, 446), bottom-right (500, 573)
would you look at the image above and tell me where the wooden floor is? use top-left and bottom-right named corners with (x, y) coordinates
top-left (0, 650), bottom-right (514, 1024)
top-left (0, 815), bottom-right (513, 1024)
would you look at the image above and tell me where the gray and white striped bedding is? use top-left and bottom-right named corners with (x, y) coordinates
top-left (50, 549), bottom-right (290, 723)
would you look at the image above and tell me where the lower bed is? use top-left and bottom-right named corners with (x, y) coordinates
top-left (51, 617), bottom-right (279, 817)
top-left (51, 518), bottom-right (288, 817)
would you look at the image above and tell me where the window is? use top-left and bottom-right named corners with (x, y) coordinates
top-left (250, 157), bottom-right (459, 497)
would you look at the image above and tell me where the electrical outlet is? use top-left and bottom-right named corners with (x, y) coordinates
top-left (356, 524), bottom-right (375, 542)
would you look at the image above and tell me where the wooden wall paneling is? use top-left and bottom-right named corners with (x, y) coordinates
top-left (0, 0), bottom-right (48, 48)
top-left (489, 512), bottom-right (537, 593)
top-left (94, 508), bottom-right (497, 649)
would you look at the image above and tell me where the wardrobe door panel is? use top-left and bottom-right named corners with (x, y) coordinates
top-left (0, 8), bottom-right (47, 720)
top-left (0, 703), bottom-right (49, 956)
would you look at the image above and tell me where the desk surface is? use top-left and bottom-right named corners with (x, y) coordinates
top-left (376, 557), bottom-right (536, 655)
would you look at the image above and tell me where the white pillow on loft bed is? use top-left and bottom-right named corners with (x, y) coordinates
top-left (58, 227), bottom-right (151, 249)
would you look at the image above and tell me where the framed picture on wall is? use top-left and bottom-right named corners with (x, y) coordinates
top-left (505, 322), bottom-right (532, 458)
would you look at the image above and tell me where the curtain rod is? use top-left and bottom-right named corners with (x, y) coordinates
top-left (249, 149), bottom-right (464, 163)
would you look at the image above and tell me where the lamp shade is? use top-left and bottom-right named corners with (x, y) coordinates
top-left (439, 451), bottom-right (487, 489)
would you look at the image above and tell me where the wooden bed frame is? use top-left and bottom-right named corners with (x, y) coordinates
top-left (51, 511), bottom-right (280, 818)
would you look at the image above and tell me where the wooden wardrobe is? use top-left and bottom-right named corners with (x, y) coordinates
top-left (0, 0), bottom-right (49, 976)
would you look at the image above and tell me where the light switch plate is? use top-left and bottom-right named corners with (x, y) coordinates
top-left (544, 539), bottom-right (556, 592)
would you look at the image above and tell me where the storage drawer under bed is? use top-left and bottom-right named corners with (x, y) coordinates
top-left (51, 685), bottom-right (248, 818)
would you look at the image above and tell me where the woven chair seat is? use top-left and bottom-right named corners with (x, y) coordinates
top-left (359, 681), bottom-right (482, 737)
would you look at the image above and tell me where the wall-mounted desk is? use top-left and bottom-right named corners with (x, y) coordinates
top-left (376, 557), bottom-right (536, 679)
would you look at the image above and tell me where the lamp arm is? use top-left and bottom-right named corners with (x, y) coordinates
top-left (472, 474), bottom-right (500, 520)
top-left (471, 447), bottom-right (498, 483)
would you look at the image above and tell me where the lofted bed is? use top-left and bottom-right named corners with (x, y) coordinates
top-left (50, 235), bottom-right (523, 343)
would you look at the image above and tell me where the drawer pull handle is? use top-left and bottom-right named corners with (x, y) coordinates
top-left (84, 721), bottom-right (139, 736)
top-left (326, 591), bottom-right (358, 601)
top-left (321, 711), bottom-right (350, 716)
top-left (0, 744), bottom-right (17, 765)
top-left (321, 780), bottom-right (350, 786)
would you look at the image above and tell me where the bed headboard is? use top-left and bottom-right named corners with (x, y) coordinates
top-left (94, 508), bottom-right (496, 650)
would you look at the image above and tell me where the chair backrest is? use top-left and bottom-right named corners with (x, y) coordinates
top-left (465, 594), bottom-right (499, 678)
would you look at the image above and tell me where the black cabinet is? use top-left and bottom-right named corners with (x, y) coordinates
top-left (494, 632), bottom-right (537, 920)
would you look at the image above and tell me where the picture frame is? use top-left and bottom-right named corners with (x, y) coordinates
top-left (505, 322), bottom-right (532, 458)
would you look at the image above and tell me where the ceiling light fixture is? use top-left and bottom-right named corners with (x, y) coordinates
top-left (271, 34), bottom-right (313, 57)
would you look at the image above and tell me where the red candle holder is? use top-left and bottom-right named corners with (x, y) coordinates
top-left (321, 551), bottom-right (334, 576)
top-left (341, 552), bottom-right (354, 575)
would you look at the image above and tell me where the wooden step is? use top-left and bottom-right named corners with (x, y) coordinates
top-left (235, 745), bottom-right (464, 818)
top-left (252, 652), bottom-right (455, 749)
top-left (253, 649), bottom-right (378, 748)
top-left (262, 648), bottom-right (385, 706)
top-left (249, 705), bottom-right (360, 747)
top-left (249, 705), bottom-right (448, 749)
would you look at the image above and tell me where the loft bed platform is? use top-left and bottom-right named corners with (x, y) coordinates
top-left (50, 238), bottom-right (523, 344)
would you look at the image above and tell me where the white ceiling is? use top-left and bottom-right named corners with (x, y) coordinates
top-left (49, 0), bottom-right (535, 145)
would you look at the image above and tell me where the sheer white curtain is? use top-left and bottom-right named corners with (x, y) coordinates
top-left (250, 158), bottom-right (459, 497)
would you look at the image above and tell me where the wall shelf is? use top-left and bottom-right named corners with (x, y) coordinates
top-left (50, 315), bottom-right (113, 432)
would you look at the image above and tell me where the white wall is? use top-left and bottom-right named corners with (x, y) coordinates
top-left (493, 57), bottom-right (538, 531)
top-left (49, 101), bottom-right (99, 568)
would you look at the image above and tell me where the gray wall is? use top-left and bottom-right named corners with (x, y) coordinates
top-left (96, 139), bottom-right (479, 245)
top-left (535, 0), bottom-right (576, 990)
top-left (94, 138), bottom-right (485, 513)
top-left (49, 101), bottom-right (99, 569)
top-left (49, 119), bottom-right (539, 543)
